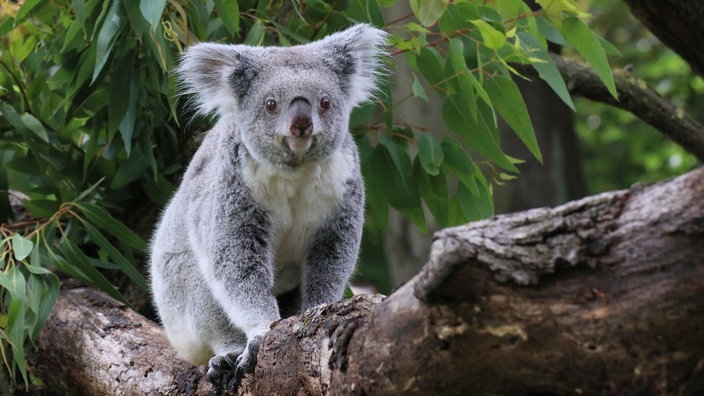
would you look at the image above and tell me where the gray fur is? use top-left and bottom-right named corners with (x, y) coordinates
top-left (150, 24), bottom-right (387, 389)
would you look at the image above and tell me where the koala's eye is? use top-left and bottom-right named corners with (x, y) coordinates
top-left (265, 98), bottom-right (278, 113)
top-left (319, 96), bottom-right (331, 111)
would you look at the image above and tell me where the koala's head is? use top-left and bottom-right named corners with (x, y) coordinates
top-left (177, 24), bottom-right (387, 168)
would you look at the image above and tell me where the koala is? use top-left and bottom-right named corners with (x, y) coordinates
top-left (150, 24), bottom-right (387, 390)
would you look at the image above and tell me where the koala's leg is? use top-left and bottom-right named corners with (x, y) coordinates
top-left (152, 249), bottom-right (247, 366)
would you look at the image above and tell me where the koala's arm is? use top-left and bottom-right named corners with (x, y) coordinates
top-left (190, 164), bottom-right (279, 338)
top-left (302, 176), bottom-right (365, 310)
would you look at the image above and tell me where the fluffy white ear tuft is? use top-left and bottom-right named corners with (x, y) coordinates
top-left (175, 43), bottom-right (246, 117)
top-left (311, 24), bottom-right (389, 108)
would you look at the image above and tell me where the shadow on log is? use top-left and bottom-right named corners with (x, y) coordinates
top-left (36, 168), bottom-right (704, 395)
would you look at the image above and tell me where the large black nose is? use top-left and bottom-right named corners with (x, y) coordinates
top-left (289, 98), bottom-right (313, 138)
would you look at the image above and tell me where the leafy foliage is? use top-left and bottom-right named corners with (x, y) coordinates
top-left (0, 202), bottom-right (145, 385)
top-left (0, 0), bottom-right (616, 387)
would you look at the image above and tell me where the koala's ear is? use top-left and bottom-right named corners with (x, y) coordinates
top-left (175, 43), bottom-right (257, 117)
top-left (313, 24), bottom-right (389, 108)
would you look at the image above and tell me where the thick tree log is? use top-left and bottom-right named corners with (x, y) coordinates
top-left (34, 284), bottom-right (212, 395)
top-left (36, 168), bottom-right (704, 395)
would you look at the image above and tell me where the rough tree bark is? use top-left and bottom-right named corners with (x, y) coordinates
top-left (36, 167), bottom-right (704, 395)
top-left (34, 283), bottom-right (211, 395)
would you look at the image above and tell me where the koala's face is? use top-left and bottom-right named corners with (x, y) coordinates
top-left (233, 51), bottom-right (351, 168)
top-left (177, 24), bottom-right (387, 168)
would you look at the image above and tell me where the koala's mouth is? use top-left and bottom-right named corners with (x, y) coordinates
top-left (284, 135), bottom-right (314, 154)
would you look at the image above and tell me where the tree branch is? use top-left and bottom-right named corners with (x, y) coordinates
top-left (525, 55), bottom-right (704, 163)
top-left (624, 0), bottom-right (704, 79)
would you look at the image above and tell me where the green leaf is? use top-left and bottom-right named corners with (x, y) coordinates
top-left (441, 138), bottom-right (481, 196)
top-left (411, 0), bottom-right (449, 27)
top-left (517, 32), bottom-right (575, 110)
top-left (118, 78), bottom-right (139, 155)
top-left (357, 136), bottom-right (389, 230)
top-left (536, 15), bottom-right (567, 46)
top-left (0, 104), bottom-right (50, 143)
top-left (16, 0), bottom-right (43, 22)
top-left (73, 0), bottom-right (87, 27)
top-left (111, 145), bottom-right (149, 189)
top-left (93, 0), bottom-right (124, 83)
top-left (139, 0), bottom-right (166, 27)
top-left (245, 20), bottom-right (265, 45)
top-left (59, 238), bottom-right (128, 304)
top-left (23, 199), bottom-right (60, 219)
top-left (11, 234), bottom-right (34, 261)
top-left (471, 19), bottom-right (506, 50)
top-left (536, 0), bottom-right (589, 18)
top-left (305, 0), bottom-right (332, 13)
top-left (81, 220), bottom-right (148, 290)
top-left (4, 264), bottom-right (28, 385)
top-left (415, 47), bottom-right (447, 91)
top-left (107, 58), bottom-right (132, 141)
top-left (20, 113), bottom-right (50, 143)
top-left (25, 270), bottom-right (60, 342)
top-left (496, 0), bottom-right (523, 20)
top-left (214, 0), bottom-right (239, 36)
top-left (370, 145), bottom-right (426, 232)
top-left (73, 203), bottom-right (148, 251)
top-left (485, 75), bottom-right (542, 162)
top-left (417, 133), bottom-right (444, 176)
top-left (414, 159), bottom-right (449, 227)
top-left (378, 133), bottom-right (411, 191)
top-left (442, 96), bottom-right (517, 172)
top-left (140, 173), bottom-right (175, 205)
top-left (457, 179), bottom-right (494, 221)
top-left (447, 38), bottom-right (491, 121)
top-left (412, 74), bottom-right (429, 101)
top-left (438, 2), bottom-right (479, 33)
top-left (561, 16), bottom-right (617, 99)
top-left (345, 0), bottom-right (385, 27)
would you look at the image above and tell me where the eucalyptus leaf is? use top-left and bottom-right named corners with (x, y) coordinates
top-left (11, 235), bottom-right (34, 261)
top-left (562, 16), bottom-right (617, 99)
top-left (139, 0), bottom-right (166, 27)
top-left (93, 0), bottom-right (124, 82)
top-left (417, 133), bottom-right (444, 176)
top-left (74, 203), bottom-right (148, 251)
top-left (485, 75), bottom-right (543, 162)
top-left (214, 0), bottom-right (239, 36)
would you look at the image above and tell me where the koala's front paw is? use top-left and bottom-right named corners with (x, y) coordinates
top-left (232, 335), bottom-right (262, 387)
top-left (207, 351), bottom-right (240, 390)
top-left (206, 336), bottom-right (262, 392)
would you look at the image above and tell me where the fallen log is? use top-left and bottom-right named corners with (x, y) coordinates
top-left (36, 167), bottom-right (704, 395)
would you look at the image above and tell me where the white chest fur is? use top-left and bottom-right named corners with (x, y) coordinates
top-left (243, 149), bottom-right (354, 294)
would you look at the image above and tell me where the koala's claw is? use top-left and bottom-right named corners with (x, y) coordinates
top-left (207, 352), bottom-right (239, 388)
top-left (207, 336), bottom-right (263, 391)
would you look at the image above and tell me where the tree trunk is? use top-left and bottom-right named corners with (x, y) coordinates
top-left (36, 167), bottom-right (704, 395)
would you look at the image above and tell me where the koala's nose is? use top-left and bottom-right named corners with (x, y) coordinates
top-left (289, 99), bottom-right (313, 138)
